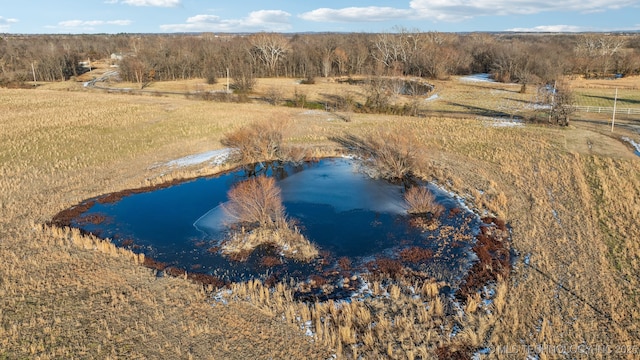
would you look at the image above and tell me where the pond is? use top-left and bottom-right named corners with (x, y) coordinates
top-left (67, 158), bottom-right (483, 300)
top-left (336, 77), bottom-right (434, 96)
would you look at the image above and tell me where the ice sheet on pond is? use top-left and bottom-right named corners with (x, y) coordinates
top-left (193, 203), bottom-right (232, 240)
top-left (622, 136), bottom-right (640, 157)
top-left (193, 159), bottom-right (407, 237)
top-left (277, 160), bottom-right (406, 214)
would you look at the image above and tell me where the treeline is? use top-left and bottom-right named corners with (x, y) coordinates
top-left (1, 31), bottom-right (639, 87)
top-left (0, 34), bottom-right (122, 83)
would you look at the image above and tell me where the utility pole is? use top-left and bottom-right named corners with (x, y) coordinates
top-left (31, 62), bottom-right (36, 83)
top-left (548, 80), bottom-right (557, 123)
top-left (611, 88), bottom-right (618, 132)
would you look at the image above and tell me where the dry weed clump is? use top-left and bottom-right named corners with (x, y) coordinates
top-left (337, 256), bottom-right (352, 271)
top-left (222, 176), bottom-right (318, 261)
top-left (457, 219), bottom-right (512, 300)
top-left (332, 128), bottom-right (427, 181)
top-left (221, 116), bottom-right (290, 164)
top-left (365, 258), bottom-right (405, 280)
top-left (260, 255), bottom-right (282, 267)
top-left (404, 186), bottom-right (445, 216)
top-left (399, 246), bottom-right (435, 263)
top-left (404, 186), bottom-right (445, 231)
top-left (221, 224), bottom-right (318, 261)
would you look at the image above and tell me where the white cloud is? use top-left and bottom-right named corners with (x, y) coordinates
top-left (506, 25), bottom-right (586, 32)
top-left (299, 1), bottom-right (638, 23)
top-left (161, 10), bottom-right (292, 32)
top-left (509, 23), bottom-right (640, 32)
top-left (53, 19), bottom-right (132, 31)
top-left (299, 7), bottom-right (413, 22)
top-left (0, 16), bottom-right (18, 30)
top-left (108, 0), bottom-right (180, 7)
top-left (409, 0), bottom-right (640, 19)
top-left (108, 20), bottom-right (133, 26)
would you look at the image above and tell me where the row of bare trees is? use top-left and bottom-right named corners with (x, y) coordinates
top-left (0, 34), bottom-right (121, 84)
top-left (1, 32), bottom-right (640, 87)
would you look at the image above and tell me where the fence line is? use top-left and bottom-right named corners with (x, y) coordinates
top-left (574, 105), bottom-right (640, 115)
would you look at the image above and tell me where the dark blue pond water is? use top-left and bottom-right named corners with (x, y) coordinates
top-left (72, 158), bottom-right (480, 296)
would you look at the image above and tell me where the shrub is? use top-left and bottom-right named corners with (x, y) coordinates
top-left (300, 75), bottom-right (315, 84)
top-left (404, 186), bottom-right (444, 216)
top-left (332, 128), bottom-right (427, 181)
top-left (363, 77), bottom-right (391, 112)
top-left (223, 176), bottom-right (284, 228)
top-left (292, 88), bottom-right (307, 108)
top-left (264, 86), bottom-right (284, 106)
top-left (221, 176), bottom-right (318, 261)
top-left (221, 117), bottom-right (289, 163)
top-left (204, 69), bottom-right (217, 85)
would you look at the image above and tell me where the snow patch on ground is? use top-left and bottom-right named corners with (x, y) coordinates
top-left (479, 117), bottom-right (524, 127)
top-left (301, 109), bottom-right (327, 116)
top-left (302, 320), bottom-right (314, 337)
top-left (472, 348), bottom-right (491, 359)
top-left (165, 148), bottom-right (232, 167)
top-left (299, 109), bottom-right (345, 122)
top-left (460, 73), bottom-right (495, 82)
top-left (211, 289), bottom-right (232, 305)
top-left (425, 93), bottom-right (439, 101)
top-left (531, 103), bottom-right (552, 110)
top-left (622, 137), bottom-right (640, 156)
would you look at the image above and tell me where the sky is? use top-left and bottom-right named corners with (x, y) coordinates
top-left (1, 0), bottom-right (640, 34)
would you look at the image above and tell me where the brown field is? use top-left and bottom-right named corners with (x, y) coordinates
top-left (1, 73), bottom-right (640, 358)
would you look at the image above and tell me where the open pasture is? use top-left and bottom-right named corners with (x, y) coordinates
top-left (1, 73), bottom-right (640, 358)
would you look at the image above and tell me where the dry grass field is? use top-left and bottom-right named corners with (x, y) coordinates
top-left (1, 72), bottom-right (639, 358)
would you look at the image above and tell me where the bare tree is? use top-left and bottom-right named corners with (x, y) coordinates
top-left (119, 56), bottom-right (154, 89)
top-left (548, 82), bottom-right (575, 126)
top-left (363, 77), bottom-right (392, 112)
top-left (224, 176), bottom-right (285, 228)
top-left (333, 47), bottom-right (349, 75)
top-left (231, 61), bottom-right (256, 93)
top-left (371, 32), bottom-right (404, 74)
top-left (346, 34), bottom-right (371, 75)
top-left (249, 33), bottom-right (291, 77)
top-left (575, 34), bottom-right (626, 77)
